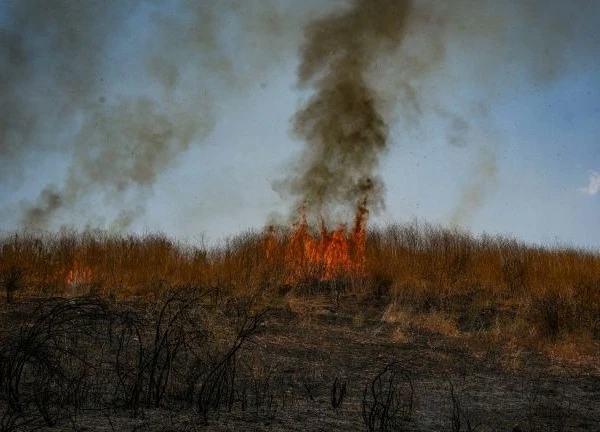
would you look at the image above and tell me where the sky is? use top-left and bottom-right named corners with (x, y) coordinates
top-left (0, 0), bottom-right (599, 249)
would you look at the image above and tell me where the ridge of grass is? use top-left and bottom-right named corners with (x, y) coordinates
top-left (1, 222), bottom-right (599, 359)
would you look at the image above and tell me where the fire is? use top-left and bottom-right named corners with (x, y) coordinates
top-left (273, 202), bottom-right (368, 283)
top-left (66, 259), bottom-right (93, 287)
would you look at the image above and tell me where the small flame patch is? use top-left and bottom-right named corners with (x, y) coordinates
top-left (66, 259), bottom-right (93, 287)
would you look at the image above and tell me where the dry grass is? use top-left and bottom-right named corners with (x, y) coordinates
top-left (1, 221), bottom-right (599, 360)
top-left (367, 222), bottom-right (600, 358)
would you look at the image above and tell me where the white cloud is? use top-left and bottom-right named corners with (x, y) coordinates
top-left (579, 171), bottom-right (600, 196)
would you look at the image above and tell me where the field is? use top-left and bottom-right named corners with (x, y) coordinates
top-left (1, 222), bottom-right (599, 431)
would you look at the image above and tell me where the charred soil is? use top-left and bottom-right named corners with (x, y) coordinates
top-left (0, 291), bottom-right (599, 432)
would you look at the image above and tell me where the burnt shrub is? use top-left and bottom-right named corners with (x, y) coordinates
top-left (0, 291), bottom-right (268, 431)
top-left (198, 308), bottom-right (269, 421)
top-left (110, 289), bottom-right (211, 414)
top-left (363, 361), bottom-right (415, 432)
top-left (0, 296), bottom-right (114, 430)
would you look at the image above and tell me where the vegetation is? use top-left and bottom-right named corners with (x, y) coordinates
top-left (0, 222), bottom-right (599, 430)
top-left (1, 223), bottom-right (598, 349)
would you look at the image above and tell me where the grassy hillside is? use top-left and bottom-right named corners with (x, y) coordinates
top-left (1, 223), bottom-right (600, 348)
top-left (1, 223), bottom-right (599, 430)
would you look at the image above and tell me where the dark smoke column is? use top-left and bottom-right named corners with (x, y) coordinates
top-left (287, 0), bottom-right (412, 220)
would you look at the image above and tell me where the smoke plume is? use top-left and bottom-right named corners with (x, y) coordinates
top-left (449, 146), bottom-right (498, 225)
top-left (283, 0), bottom-right (412, 221)
top-left (2, 0), bottom-right (598, 233)
top-left (0, 0), bottom-right (304, 230)
top-left (282, 0), bottom-right (599, 225)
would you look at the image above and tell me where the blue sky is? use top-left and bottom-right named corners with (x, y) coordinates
top-left (0, 0), bottom-right (599, 249)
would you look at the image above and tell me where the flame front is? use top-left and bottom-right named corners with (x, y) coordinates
top-left (66, 259), bottom-right (93, 287)
top-left (274, 203), bottom-right (367, 283)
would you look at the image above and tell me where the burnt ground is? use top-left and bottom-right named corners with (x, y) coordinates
top-left (1, 295), bottom-right (599, 431)
top-left (198, 299), bottom-right (600, 432)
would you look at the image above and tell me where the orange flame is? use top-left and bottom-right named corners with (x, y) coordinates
top-left (66, 259), bottom-right (93, 286)
top-left (274, 202), bottom-right (368, 283)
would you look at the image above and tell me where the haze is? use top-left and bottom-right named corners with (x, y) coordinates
top-left (0, 0), bottom-right (598, 249)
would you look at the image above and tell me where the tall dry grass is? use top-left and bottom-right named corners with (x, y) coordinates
top-left (1, 222), bottom-right (599, 349)
top-left (0, 230), bottom-right (208, 299)
top-left (368, 221), bottom-right (600, 354)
